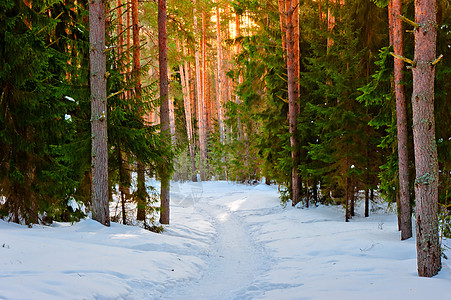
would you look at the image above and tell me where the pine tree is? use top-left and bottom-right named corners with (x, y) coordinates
top-left (90, 0), bottom-right (110, 226)
top-left (159, 0), bottom-right (171, 225)
top-left (411, 0), bottom-right (441, 277)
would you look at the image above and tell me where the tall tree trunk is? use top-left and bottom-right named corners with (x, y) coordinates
top-left (116, 0), bottom-right (130, 225)
top-left (117, 0), bottom-right (123, 57)
top-left (201, 10), bottom-right (208, 179)
top-left (327, 0), bottom-right (336, 50)
top-left (235, 12), bottom-right (243, 141)
top-left (179, 46), bottom-right (197, 182)
top-left (89, 0), bottom-right (110, 226)
top-left (126, 0), bottom-right (131, 99)
top-left (159, 0), bottom-right (170, 225)
top-left (412, 0), bottom-right (440, 277)
top-left (193, 4), bottom-right (205, 181)
top-left (216, 5), bottom-right (225, 144)
top-left (285, 0), bottom-right (300, 206)
top-left (277, 0), bottom-right (286, 53)
top-left (389, 0), bottom-right (412, 240)
top-left (131, 0), bottom-right (146, 222)
top-left (293, 0), bottom-right (300, 102)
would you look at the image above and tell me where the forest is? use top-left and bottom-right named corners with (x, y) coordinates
top-left (0, 0), bottom-right (450, 286)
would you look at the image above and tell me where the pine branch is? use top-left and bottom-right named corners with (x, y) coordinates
top-left (390, 52), bottom-right (416, 67)
top-left (398, 15), bottom-right (419, 29)
top-left (431, 54), bottom-right (443, 66)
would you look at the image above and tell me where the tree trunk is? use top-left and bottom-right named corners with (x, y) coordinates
top-left (89, 0), bottom-right (110, 226)
top-left (277, 0), bottom-right (286, 53)
top-left (364, 188), bottom-right (369, 217)
top-left (116, 0), bottom-right (123, 57)
top-left (201, 10), bottom-right (208, 179)
top-left (345, 175), bottom-right (350, 222)
top-left (131, 0), bottom-right (147, 221)
top-left (159, 0), bottom-right (170, 225)
top-left (118, 149), bottom-right (129, 225)
top-left (412, 0), bottom-right (440, 277)
top-left (216, 6), bottom-right (225, 144)
top-left (285, 0), bottom-right (300, 207)
top-left (293, 0), bottom-right (300, 102)
top-left (126, 0), bottom-right (131, 99)
top-left (179, 41), bottom-right (197, 182)
top-left (389, 0), bottom-right (412, 240)
top-left (193, 4), bottom-right (205, 181)
top-left (327, 0), bottom-right (336, 50)
top-left (235, 12), bottom-right (244, 142)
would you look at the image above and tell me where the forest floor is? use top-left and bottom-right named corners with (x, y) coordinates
top-left (1, 181), bottom-right (451, 299)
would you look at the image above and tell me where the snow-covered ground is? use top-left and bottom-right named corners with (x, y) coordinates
top-left (1, 181), bottom-right (450, 299)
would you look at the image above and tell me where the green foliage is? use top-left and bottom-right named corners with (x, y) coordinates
top-left (0, 0), bottom-right (168, 225)
top-left (357, 46), bottom-right (399, 204)
top-left (0, 0), bottom-right (87, 224)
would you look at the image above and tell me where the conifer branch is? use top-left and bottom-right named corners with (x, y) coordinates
top-left (276, 94), bottom-right (288, 103)
top-left (390, 52), bottom-right (416, 67)
top-left (431, 54), bottom-right (443, 66)
top-left (398, 15), bottom-right (419, 29)
top-left (107, 89), bottom-right (125, 99)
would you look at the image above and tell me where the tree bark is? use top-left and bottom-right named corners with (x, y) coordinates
top-left (365, 188), bottom-right (369, 217)
top-left (285, 0), bottom-right (300, 207)
top-left (117, 0), bottom-right (123, 58)
top-left (277, 0), bottom-right (286, 53)
top-left (201, 10), bottom-right (208, 179)
top-left (216, 5), bottom-right (225, 144)
top-left (327, 0), bottom-right (336, 50)
top-left (89, 0), bottom-right (110, 226)
top-left (131, 0), bottom-right (147, 221)
top-left (412, 0), bottom-right (441, 277)
top-left (389, 0), bottom-right (412, 240)
top-left (159, 0), bottom-right (170, 224)
top-left (180, 50), bottom-right (197, 182)
top-left (293, 0), bottom-right (300, 102)
top-left (193, 4), bottom-right (205, 181)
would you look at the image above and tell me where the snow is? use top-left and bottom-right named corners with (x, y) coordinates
top-left (1, 181), bottom-right (450, 299)
top-left (64, 96), bottom-right (75, 102)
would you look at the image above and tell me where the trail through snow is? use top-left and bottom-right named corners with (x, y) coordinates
top-left (166, 197), bottom-right (270, 300)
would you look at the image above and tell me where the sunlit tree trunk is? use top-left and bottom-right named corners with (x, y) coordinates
top-left (158, 0), bottom-right (170, 224)
top-left (412, 0), bottom-right (440, 277)
top-left (293, 0), bottom-right (300, 102)
top-left (235, 12), bottom-right (244, 141)
top-left (116, 0), bottom-right (130, 225)
top-left (89, 0), bottom-right (110, 226)
top-left (277, 0), bottom-right (286, 53)
top-left (216, 5), bottom-right (225, 144)
top-left (389, 0), bottom-right (412, 240)
top-left (285, 0), bottom-right (300, 206)
top-left (193, 4), bottom-right (205, 181)
top-left (116, 0), bottom-right (123, 57)
top-left (179, 41), bottom-right (197, 182)
top-left (126, 1), bottom-right (131, 98)
top-left (327, 0), bottom-right (335, 50)
top-left (131, 0), bottom-right (147, 222)
top-left (201, 10), bottom-right (208, 179)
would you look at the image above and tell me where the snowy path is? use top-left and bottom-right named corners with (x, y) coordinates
top-left (166, 197), bottom-right (270, 300)
top-left (1, 181), bottom-right (450, 300)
